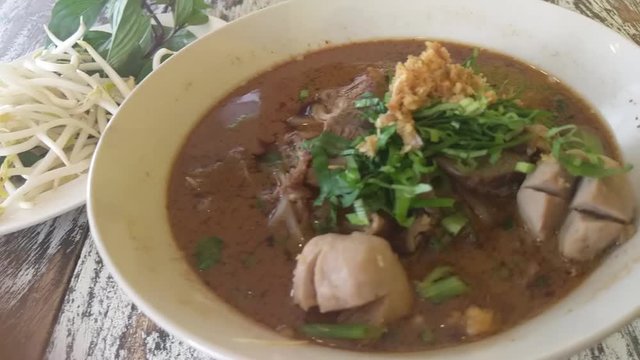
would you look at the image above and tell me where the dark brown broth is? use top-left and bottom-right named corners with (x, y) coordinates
top-left (167, 40), bottom-right (616, 352)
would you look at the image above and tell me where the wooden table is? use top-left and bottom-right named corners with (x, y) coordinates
top-left (1, 0), bottom-right (639, 359)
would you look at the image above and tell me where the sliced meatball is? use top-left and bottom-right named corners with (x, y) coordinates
top-left (570, 157), bottom-right (635, 223)
top-left (521, 156), bottom-right (574, 199)
top-left (558, 211), bottom-right (635, 261)
top-left (292, 232), bottom-right (413, 325)
top-left (517, 188), bottom-right (568, 241)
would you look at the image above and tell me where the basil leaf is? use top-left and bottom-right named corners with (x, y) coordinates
top-left (173, 0), bottom-right (194, 28)
top-left (184, 11), bottom-right (209, 26)
top-left (163, 28), bottom-right (197, 51)
top-left (192, 0), bottom-right (208, 10)
top-left (194, 236), bottom-right (223, 270)
top-left (82, 30), bottom-right (111, 57)
top-left (107, 0), bottom-right (152, 73)
top-left (48, 0), bottom-right (109, 41)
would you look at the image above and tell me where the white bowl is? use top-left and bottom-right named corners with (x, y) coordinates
top-left (88, 0), bottom-right (640, 359)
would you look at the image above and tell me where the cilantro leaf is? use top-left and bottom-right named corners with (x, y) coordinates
top-left (194, 236), bottom-right (223, 270)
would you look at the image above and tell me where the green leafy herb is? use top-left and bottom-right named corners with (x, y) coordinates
top-left (546, 124), bottom-right (632, 178)
top-left (411, 197), bottom-right (455, 208)
top-left (48, 0), bottom-right (109, 41)
top-left (416, 266), bottom-right (469, 303)
top-left (300, 323), bottom-right (386, 340)
top-left (305, 127), bottom-right (436, 227)
top-left (82, 30), bottom-right (112, 56)
top-left (441, 212), bottom-right (468, 236)
top-left (463, 48), bottom-right (480, 70)
top-left (515, 161), bottom-right (536, 174)
top-left (298, 88), bottom-right (310, 102)
top-left (47, 0), bottom-right (211, 80)
top-left (346, 199), bottom-right (369, 226)
top-left (194, 236), bottom-right (223, 270)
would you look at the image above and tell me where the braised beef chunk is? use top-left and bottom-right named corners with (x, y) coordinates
top-left (168, 40), bottom-right (635, 353)
top-left (437, 152), bottom-right (528, 196)
top-left (309, 67), bottom-right (387, 139)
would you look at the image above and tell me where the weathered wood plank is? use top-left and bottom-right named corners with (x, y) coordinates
top-left (0, 1), bottom-right (91, 360)
top-left (46, 239), bottom-right (210, 360)
top-left (0, 0), bottom-right (52, 62)
top-left (0, 208), bottom-right (88, 360)
top-left (38, 0), bottom-right (640, 359)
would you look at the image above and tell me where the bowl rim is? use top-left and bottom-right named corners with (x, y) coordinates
top-left (87, 0), bottom-right (640, 359)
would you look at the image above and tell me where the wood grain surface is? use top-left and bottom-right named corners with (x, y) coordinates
top-left (0, 0), bottom-right (639, 360)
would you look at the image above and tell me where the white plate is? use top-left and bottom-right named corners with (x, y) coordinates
top-left (0, 15), bottom-right (226, 236)
top-left (88, 1), bottom-right (640, 359)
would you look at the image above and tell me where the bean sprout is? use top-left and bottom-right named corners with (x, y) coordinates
top-left (0, 21), bottom-right (134, 214)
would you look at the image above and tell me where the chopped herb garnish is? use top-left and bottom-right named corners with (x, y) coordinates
top-left (298, 88), bottom-right (310, 102)
top-left (441, 212), bottom-right (468, 236)
top-left (546, 125), bottom-right (632, 177)
top-left (305, 127), bottom-right (435, 227)
top-left (411, 197), bottom-right (455, 208)
top-left (346, 199), bottom-right (370, 225)
top-left (420, 328), bottom-right (435, 343)
top-left (305, 49), bottom-right (627, 235)
top-left (300, 323), bottom-right (386, 340)
top-left (194, 236), bottom-right (223, 270)
top-left (515, 161), bottom-right (536, 174)
top-left (463, 48), bottom-right (480, 70)
top-left (416, 266), bottom-right (469, 303)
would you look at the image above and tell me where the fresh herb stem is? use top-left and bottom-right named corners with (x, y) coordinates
top-left (515, 161), bottom-right (536, 174)
top-left (442, 212), bottom-right (468, 236)
top-left (300, 323), bottom-right (386, 340)
top-left (416, 266), bottom-right (469, 303)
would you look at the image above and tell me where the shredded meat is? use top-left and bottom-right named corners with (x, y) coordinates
top-left (311, 67), bottom-right (387, 139)
top-left (368, 41), bottom-right (493, 153)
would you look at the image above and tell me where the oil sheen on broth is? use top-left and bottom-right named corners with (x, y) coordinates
top-left (167, 40), bottom-right (633, 352)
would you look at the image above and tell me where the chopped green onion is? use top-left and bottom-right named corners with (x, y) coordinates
top-left (411, 197), bottom-right (455, 208)
top-left (298, 88), bottom-right (310, 101)
top-left (515, 161), bottom-right (536, 174)
top-left (354, 92), bottom-right (385, 110)
top-left (416, 267), bottom-right (469, 303)
top-left (300, 323), bottom-right (386, 340)
top-left (424, 266), bottom-right (454, 284)
top-left (463, 48), bottom-right (479, 70)
top-left (347, 199), bottom-right (369, 225)
top-left (442, 212), bottom-right (468, 236)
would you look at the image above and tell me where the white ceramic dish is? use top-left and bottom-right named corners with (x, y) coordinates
top-left (0, 15), bottom-right (226, 236)
top-left (88, 0), bottom-right (640, 359)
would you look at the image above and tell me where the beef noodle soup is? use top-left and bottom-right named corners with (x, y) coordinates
top-left (167, 40), bottom-right (636, 352)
